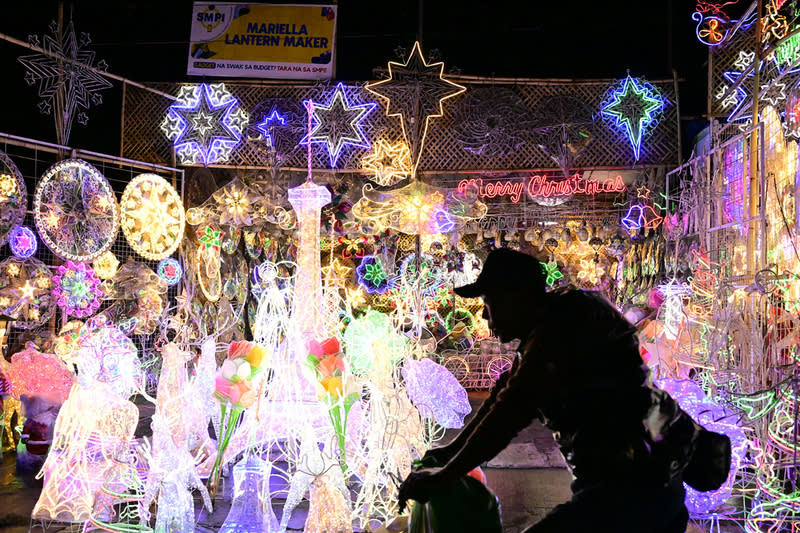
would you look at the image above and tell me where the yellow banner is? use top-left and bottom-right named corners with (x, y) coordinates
top-left (188, 3), bottom-right (336, 79)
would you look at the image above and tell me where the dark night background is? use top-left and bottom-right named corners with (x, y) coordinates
top-left (0, 0), bottom-right (714, 160)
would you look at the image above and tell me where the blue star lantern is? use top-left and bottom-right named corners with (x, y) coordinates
top-left (256, 109), bottom-right (287, 149)
top-left (301, 82), bottom-right (376, 167)
top-left (601, 76), bottom-right (663, 160)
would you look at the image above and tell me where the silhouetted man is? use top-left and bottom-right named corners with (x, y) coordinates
top-left (398, 248), bottom-right (696, 532)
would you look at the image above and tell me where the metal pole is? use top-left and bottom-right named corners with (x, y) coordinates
top-left (417, 0), bottom-right (423, 42)
top-left (748, 0), bottom-right (763, 272)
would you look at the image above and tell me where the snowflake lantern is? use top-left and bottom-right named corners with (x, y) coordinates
top-left (0, 151), bottom-right (27, 248)
top-left (0, 257), bottom-right (55, 329)
top-left (52, 261), bottom-right (103, 318)
top-left (161, 83), bottom-right (248, 166)
top-left (120, 173), bottom-right (185, 261)
top-left (34, 159), bottom-right (119, 262)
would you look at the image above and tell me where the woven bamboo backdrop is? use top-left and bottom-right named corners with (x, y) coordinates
top-left (122, 78), bottom-right (679, 172)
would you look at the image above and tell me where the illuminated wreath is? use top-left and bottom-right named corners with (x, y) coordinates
top-left (120, 173), bottom-right (185, 260)
top-left (34, 159), bottom-right (119, 261)
top-left (0, 257), bottom-right (55, 329)
top-left (0, 150), bottom-right (27, 247)
top-left (52, 260), bottom-right (103, 318)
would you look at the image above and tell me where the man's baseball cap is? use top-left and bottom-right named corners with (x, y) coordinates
top-left (454, 248), bottom-right (546, 298)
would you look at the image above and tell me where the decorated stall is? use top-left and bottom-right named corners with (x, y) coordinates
top-left (0, 16), bottom-right (684, 533)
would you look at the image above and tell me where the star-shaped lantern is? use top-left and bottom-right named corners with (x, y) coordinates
top-left (601, 75), bottom-right (664, 160)
top-left (256, 109), bottom-right (287, 149)
top-left (18, 21), bottom-right (112, 145)
top-left (321, 258), bottom-right (353, 286)
top-left (540, 260), bottom-right (564, 288)
top-left (356, 255), bottom-right (391, 294)
top-left (361, 140), bottom-right (412, 186)
top-left (197, 225), bottom-right (224, 252)
top-left (300, 82), bottom-right (376, 167)
top-left (161, 83), bottom-right (248, 166)
top-left (366, 41), bottom-right (466, 174)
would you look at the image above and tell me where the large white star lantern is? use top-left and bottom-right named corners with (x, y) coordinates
top-left (161, 83), bottom-right (248, 166)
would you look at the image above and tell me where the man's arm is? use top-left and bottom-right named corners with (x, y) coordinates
top-left (438, 358), bottom-right (539, 481)
top-left (426, 356), bottom-right (520, 462)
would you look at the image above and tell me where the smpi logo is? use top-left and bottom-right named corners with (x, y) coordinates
top-left (197, 5), bottom-right (225, 32)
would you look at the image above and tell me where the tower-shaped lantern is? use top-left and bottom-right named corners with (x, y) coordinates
top-left (287, 180), bottom-right (331, 344)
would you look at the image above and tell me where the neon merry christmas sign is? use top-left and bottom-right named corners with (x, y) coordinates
top-left (456, 174), bottom-right (626, 204)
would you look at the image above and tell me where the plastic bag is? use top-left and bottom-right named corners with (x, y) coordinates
top-left (408, 457), bottom-right (502, 533)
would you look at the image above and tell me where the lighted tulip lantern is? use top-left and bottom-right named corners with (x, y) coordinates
top-left (209, 340), bottom-right (268, 494)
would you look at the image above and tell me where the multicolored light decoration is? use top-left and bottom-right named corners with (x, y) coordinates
top-left (601, 75), bottom-right (664, 160)
top-left (198, 224), bottom-right (224, 252)
top-left (300, 82), bottom-right (376, 167)
top-left (9, 225), bottom-right (37, 259)
top-left (34, 159), bottom-right (119, 262)
top-left (160, 83), bottom-right (248, 165)
top-left (366, 41), bottom-right (466, 175)
top-left (621, 204), bottom-right (664, 231)
top-left (0, 151), bottom-right (27, 247)
top-left (361, 139), bottom-right (412, 186)
top-left (51, 261), bottom-right (103, 318)
top-left (0, 257), bottom-right (55, 329)
top-left (356, 255), bottom-right (391, 294)
top-left (119, 173), bottom-right (185, 261)
top-left (158, 258), bottom-right (183, 286)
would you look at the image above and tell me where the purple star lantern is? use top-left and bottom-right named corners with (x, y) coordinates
top-left (9, 225), bottom-right (37, 259)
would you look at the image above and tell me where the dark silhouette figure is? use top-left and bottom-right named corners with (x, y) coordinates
top-left (398, 248), bottom-right (699, 532)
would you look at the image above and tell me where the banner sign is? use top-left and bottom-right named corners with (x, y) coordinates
top-left (457, 173), bottom-right (627, 204)
top-left (188, 3), bottom-right (337, 79)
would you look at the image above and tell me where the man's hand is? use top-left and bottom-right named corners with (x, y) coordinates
top-left (421, 444), bottom-right (456, 465)
top-left (397, 467), bottom-right (447, 514)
